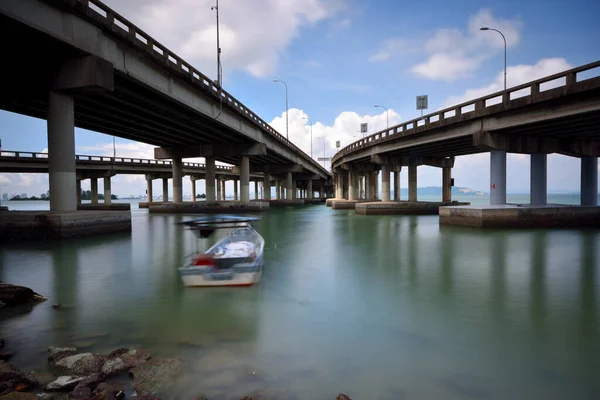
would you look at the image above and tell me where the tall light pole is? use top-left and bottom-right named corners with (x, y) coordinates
top-left (273, 79), bottom-right (288, 140)
top-left (303, 116), bottom-right (313, 157)
top-left (374, 105), bottom-right (389, 129)
top-left (480, 27), bottom-right (506, 91)
top-left (211, 0), bottom-right (222, 88)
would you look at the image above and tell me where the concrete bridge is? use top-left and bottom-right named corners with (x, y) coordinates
top-left (0, 0), bottom-right (331, 239)
top-left (330, 61), bottom-right (600, 227)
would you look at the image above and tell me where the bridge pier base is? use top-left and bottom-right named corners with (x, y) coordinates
top-left (581, 157), bottom-right (598, 206)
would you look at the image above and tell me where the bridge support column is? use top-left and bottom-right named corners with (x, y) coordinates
top-left (374, 171), bottom-right (379, 200)
top-left (286, 172), bottom-right (293, 200)
top-left (216, 177), bottom-right (222, 201)
top-left (172, 157), bottom-right (183, 203)
top-left (530, 154), bottom-right (547, 205)
top-left (320, 181), bottom-right (325, 199)
top-left (408, 166), bottom-right (417, 202)
top-left (191, 177), bottom-right (196, 202)
top-left (442, 167), bottom-right (452, 203)
top-left (162, 178), bottom-right (169, 202)
top-left (48, 91), bottom-right (76, 212)
top-left (90, 178), bottom-right (99, 204)
top-left (76, 180), bottom-right (82, 204)
top-left (348, 171), bottom-right (357, 201)
top-left (103, 176), bottom-right (112, 204)
top-left (581, 157), bottom-right (598, 206)
top-left (394, 168), bottom-right (401, 201)
top-left (307, 180), bottom-right (313, 200)
top-left (381, 165), bottom-right (391, 202)
top-left (221, 179), bottom-right (226, 201)
top-left (490, 150), bottom-right (507, 205)
top-left (358, 176), bottom-right (363, 199)
top-left (263, 173), bottom-right (271, 201)
top-left (233, 178), bottom-right (238, 201)
top-left (146, 176), bottom-right (153, 203)
top-left (205, 156), bottom-right (216, 202)
top-left (254, 181), bottom-right (259, 200)
top-left (240, 156), bottom-right (250, 204)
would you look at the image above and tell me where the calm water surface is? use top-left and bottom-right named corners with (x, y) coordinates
top-left (1, 197), bottom-right (599, 399)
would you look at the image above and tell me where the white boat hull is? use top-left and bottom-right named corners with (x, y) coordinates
top-left (180, 271), bottom-right (261, 287)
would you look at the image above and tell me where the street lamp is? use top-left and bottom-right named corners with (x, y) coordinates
top-left (273, 79), bottom-right (289, 140)
top-left (303, 116), bottom-right (313, 157)
top-left (480, 27), bottom-right (507, 91)
top-left (374, 105), bottom-right (389, 129)
top-left (211, 0), bottom-right (222, 87)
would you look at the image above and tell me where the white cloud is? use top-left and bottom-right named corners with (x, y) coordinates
top-left (442, 58), bottom-right (573, 107)
top-left (372, 9), bottom-right (522, 82)
top-left (102, 0), bottom-right (343, 79)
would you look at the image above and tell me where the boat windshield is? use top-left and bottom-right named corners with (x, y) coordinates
top-left (179, 215), bottom-right (261, 238)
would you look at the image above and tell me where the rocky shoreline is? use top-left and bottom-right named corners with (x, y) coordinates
top-left (1, 284), bottom-right (353, 400)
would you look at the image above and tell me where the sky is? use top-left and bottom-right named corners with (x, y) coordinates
top-left (1, 0), bottom-right (599, 198)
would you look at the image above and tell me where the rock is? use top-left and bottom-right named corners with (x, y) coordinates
top-left (0, 361), bottom-right (22, 383)
top-left (0, 353), bottom-right (15, 362)
top-left (67, 386), bottom-right (93, 400)
top-left (47, 347), bottom-right (78, 364)
top-left (101, 350), bottom-right (151, 378)
top-left (51, 304), bottom-right (61, 309)
top-left (0, 284), bottom-right (47, 306)
top-left (55, 354), bottom-right (106, 376)
top-left (88, 390), bottom-right (117, 400)
top-left (128, 396), bottom-right (161, 400)
top-left (24, 372), bottom-right (55, 388)
top-left (106, 349), bottom-right (129, 359)
top-left (0, 382), bottom-right (14, 396)
top-left (335, 395), bottom-right (352, 400)
top-left (0, 392), bottom-right (38, 400)
top-left (129, 357), bottom-right (184, 397)
top-left (68, 372), bottom-right (105, 398)
top-left (236, 389), bottom-right (299, 400)
top-left (45, 376), bottom-right (85, 391)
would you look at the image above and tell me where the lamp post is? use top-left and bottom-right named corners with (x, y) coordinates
top-left (211, 0), bottom-right (222, 87)
top-left (273, 79), bottom-right (288, 140)
top-left (303, 116), bottom-right (313, 157)
top-left (480, 27), bottom-right (506, 91)
top-left (374, 105), bottom-right (389, 129)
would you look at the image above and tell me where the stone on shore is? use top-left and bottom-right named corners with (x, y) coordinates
top-left (101, 349), bottom-right (151, 378)
top-left (47, 347), bottom-right (78, 364)
top-left (129, 357), bottom-right (184, 397)
top-left (335, 395), bottom-right (352, 400)
top-left (45, 376), bottom-right (85, 391)
top-left (68, 372), bottom-right (105, 399)
top-left (0, 392), bottom-right (37, 400)
top-left (0, 284), bottom-right (46, 306)
top-left (55, 354), bottom-right (105, 376)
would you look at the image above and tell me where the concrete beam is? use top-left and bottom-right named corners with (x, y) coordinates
top-left (473, 131), bottom-right (560, 154)
top-left (53, 55), bottom-right (114, 92)
top-left (371, 154), bottom-right (454, 168)
top-left (250, 164), bottom-right (304, 173)
top-left (154, 143), bottom-right (267, 159)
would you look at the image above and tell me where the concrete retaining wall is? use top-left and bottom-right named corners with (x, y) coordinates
top-left (356, 201), bottom-right (469, 215)
top-left (148, 201), bottom-right (270, 213)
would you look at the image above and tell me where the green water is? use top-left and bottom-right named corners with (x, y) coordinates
top-left (1, 199), bottom-right (599, 399)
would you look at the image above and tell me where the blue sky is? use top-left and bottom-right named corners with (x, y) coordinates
top-left (1, 0), bottom-right (599, 198)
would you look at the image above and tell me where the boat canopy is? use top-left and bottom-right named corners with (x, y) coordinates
top-left (179, 215), bottom-right (261, 238)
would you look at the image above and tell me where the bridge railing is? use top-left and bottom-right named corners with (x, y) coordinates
top-left (332, 60), bottom-right (600, 165)
top-left (0, 151), bottom-right (235, 172)
top-left (53, 0), bottom-right (327, 175)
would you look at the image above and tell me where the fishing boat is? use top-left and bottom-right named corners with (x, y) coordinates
top-left (177, 215), bottom-right (264, 287)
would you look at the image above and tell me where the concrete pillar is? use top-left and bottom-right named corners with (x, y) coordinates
top-left (172, 157), bottom-right (183, 203)
top-left (146, 176), bottom-right (153, 203)
top-left (358, 176), bottom-right (364, 199)
top-left (275, 181), bottom-right (280, 200)
top-left (48, 91), bottom-right (76, 212)
top-left (263, 173), bottom-right (271, 201)
top-left (366, 173), bottom-right (373, 200)
top-left (221, 179), bottom-right (226, 201)
top-left (348, 170), bottom-right (357, 201)
top-left (90, 178), bottom-right (99, 204)
top-left (581, 157), bottom-right (598, 206)
top-left (206, 156), bottom-right (216, 202)
top-left (76, 179), bottom-right (82, 204)
top-left (254, 181), bottom-right (259, 200)
top-left (408, 165), bottom-right (417, 202)
top-left (490, 150), bottom-right (507, 205)
top-left (292, 180), bottom-right (297, 199)
top-left (103, 176), bottom-right (112, 204)
top-left (394, 169), bottom-right (401, 201)
top-left (530, 153), bottom-right (547, 206)
top-left (233, 178), bottom-right (239, 201)
top-left (216, 177), bottom-right (222, 201)
top-left (191, 177), bottom-right (196, 202)
top-left (442, 167), bottom-right (452, 203)
top-left (307, 180), bottom-right (313, 200)
top-left (286, 172), bottom-right (293, 200)
top-left (162, 178), bottom-right (169, 202)
top-left (381, 165), bottom-right (391, 202)
top-left (240, 156), bottom-right (250, 204)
